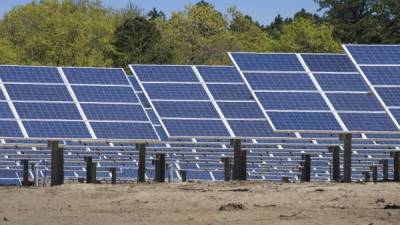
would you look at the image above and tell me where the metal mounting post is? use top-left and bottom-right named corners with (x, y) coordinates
top-left (137, 144), bottom-right (146, 183)
top-left (341, 133), bottom-right (352, 183)
top-left (329, 146), bottom-right (341, 182)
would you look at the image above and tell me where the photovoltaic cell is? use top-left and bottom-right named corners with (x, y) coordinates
top-left (0, 102), bottom-right (14, 119)
top-left (345, 45), bottom-right (400, 64)
top-left (196, 66), bottom-right (243, 83)
top-left (72, 86), bottom-right (139, 103)
top-left (375, 87), bottom-right (400, 107)
top-left (90, 122), bottom-right (158, 140)
top-left (5, 84), bottom-right (72, 101)
top-left (23, 121), bottom-right (91, 138)
top-left (218, 102), bottom-right (264, 119)
top-left (339, 113), bottom-right (398, 132)
top-left (268, 112), bottom-right (342, 131)
top-left (14, 102), bottom-right (81, 120)
top-left (128, 76), bottom-right (142, 92)
top-left (162, 119), bottom-right (230, 137)
top-left (361, 66), bottom-right (400, 85)
top-left (301, 54), bottom-right (358, 72)
top-left (230, 53), bottom-right (304, 71)
top-left (62, 67), bottom-right (129, 85)
top-left (227, 120), bottom-right (282, 137)
top-left (153, 101), bottom-right (220, 119)
top-left (327, 93), bottom-right (384, 111)
top-left (314, 73), bottom-right (370, 91)
top-left (0, 121), bottom-right (23, 137)
top-left (0, 66), bottom-right (63, 83)
top-left (257, 92), bottom-right (329, 110)
top-left (245, 73), bottom-right (316, 90)
top-left (143, 83), bottom-right (209, 100)
top-left (132, 66), bottom-right (198, 82)
top-left (81, 104), bottom-right (149, 121)
top-left (207, 84), bottom-right (253, 101)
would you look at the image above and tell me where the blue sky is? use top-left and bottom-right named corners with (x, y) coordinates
top-left (1, 0), bottom-right (321, 25)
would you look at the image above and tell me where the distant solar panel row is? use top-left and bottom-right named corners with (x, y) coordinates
top-left (0, 66), bottom-right (158, 141)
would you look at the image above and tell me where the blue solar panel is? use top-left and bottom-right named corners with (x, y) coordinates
top-left (196, 66), bottom-right (243, 83)
top-left (339, 113), bottom-right (398, 132)
top-left (361, 66), bottom-right (400, 85)
top-left (0, 102), bottom-right (14, 119)
top-left (137, 92), bottom-right (150, 107)
top-left (146, 109), bottom-right (160, 125)
top-left (376, 88), bottom-right (400, 106)
top-left (163, 119), bottom-right (230, 137)
top-left (207, 84), bottom-right (252, 100)
top-left (81, 104), bottom-right (148, 121)
top-left (257, 92), bottom-right (328, 110)
top-left (153, 101), bottom-right (219, 118)
top-left (346, 45), bottom-right (400, 64)
top-left (128, 76), bottom-right (142, 92)
top-left (228, 120), bottom-right (286, 137)
top-left (390, 109), bottom-right (400, 122)
top-left (90, 122), bottom-right (158, 139)
top-left (14, 103), bottom-right (81, 119)
top-left (268, 112), bottom-right (342, 131)
top-left (0, 121), bottom-right (23, 137)
top-left (0, 66), bottom-right (63, 83)
top-left (314, 73), bottom-right (370, 91)
top-left (23, 121), bottom-right (91, 138)
top-left (245, 73), bottom-right (316, 90)
top-left (72, 86), bottom-right (139, 103)
top-left (143, 83), bottom-right (208, 100)
top-left (132, 65), bottom-right (198, 82)
top-left (327, 93), bottom-right (384, 111)
top-left (5, 84), bottom-right (72, 101)
top-left (62, 68), bottom-right (128, 85)
top-left (218, 102), bottom-right (264, 119)
top-left (301, 54), bottom-right (357, 72)
top-left (230, 53), bottom-right (304, 71)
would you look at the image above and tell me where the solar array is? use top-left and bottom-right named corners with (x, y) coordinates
top-left (229, 52), bottom-right (400, 134)
top-left (0, 66), bottom-right (159, 141)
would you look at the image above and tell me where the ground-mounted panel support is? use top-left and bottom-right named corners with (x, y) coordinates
top-left (137, 144), bottom-right (146, 183)
top-left (231, 139), bottom-right (244, 180)
top-left (110, 168), bottom-right (116, 184)
top-left (221, 157), bottom-right (232, 181)
top-left (154, 153), bottom-right (165, 182)
top-left (363, 171), bottom-right (370, 182)
top-left (341, 133), bottom-right (352, 183)
top-left (21, 159), bottom-right (29, 187)
top-left (179, 170), bottom-right (187, 182)
top-left (49, 141), bottom-right (64, 186)
top-left (391, 151), bottom-right (400, 182)
top-left (380, 159), bottom-right (388, 182)
top-left (329, 146), bottom-right (341, 182)
top-left (370, 165), bottom-right (378, 183)
top-left (84, 156), bottom-right (93, 183)
top-left (301, 154), bottom-right (311, 182)
top-left (240, 150), bottom-right (247, 181)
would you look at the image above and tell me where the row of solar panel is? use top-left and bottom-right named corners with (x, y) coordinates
top-left (0, 66), bottom-right (158, 140)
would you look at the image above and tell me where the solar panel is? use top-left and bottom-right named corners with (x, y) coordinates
top-left (0, 65), bottom-right (159, 141)
top-left (62, 67), bottom-right (159, 141)
top-left (130, 65), bottom-right (232, 139)
top-left (195, 65), bottom-right (297, 139)
top-left (230, 52), bottom-right (399, 133)
top-left (344, 44), bottom-right (400, 135)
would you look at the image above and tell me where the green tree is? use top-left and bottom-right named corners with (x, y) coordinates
top-left (157, 3), bottom-right (236, 64)
top-left (0, 0), bottom-right (115, 66)
top-left (315, 0), bottom-right (400, 43)
top-left (113, 16), bottom-right (165, 67)
top-left (275, 17), bottom-right (342, 53)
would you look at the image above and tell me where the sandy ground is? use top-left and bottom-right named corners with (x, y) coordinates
top-left (0, 182), bottom-right (399, 225)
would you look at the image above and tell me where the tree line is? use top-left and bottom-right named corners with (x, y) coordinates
top-left (0, 0), bottom-right (398, 68)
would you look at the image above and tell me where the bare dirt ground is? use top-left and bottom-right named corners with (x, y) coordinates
top-left (0, 181), bottom-right (399, 225)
